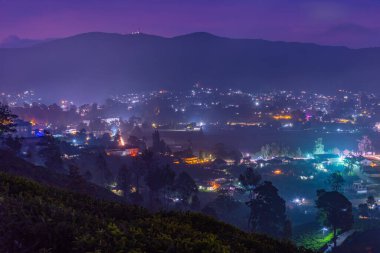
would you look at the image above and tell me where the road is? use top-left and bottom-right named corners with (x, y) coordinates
top-left (323, 229), bottom-right (356, 253)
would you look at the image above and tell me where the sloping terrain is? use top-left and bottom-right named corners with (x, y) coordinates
top-left (0, 170), bottom-right (312, 252)
top-left (1, 32), bottom-right (380, 102)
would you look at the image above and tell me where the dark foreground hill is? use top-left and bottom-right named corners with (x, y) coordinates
top-left (2, 32), bottom-right (380, 102)
top-left (0, 149), bottom-right (122, 203)
top-left (0, 172), bottom-right (312, 253)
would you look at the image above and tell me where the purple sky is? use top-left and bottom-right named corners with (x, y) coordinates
top-left (2, 0), bottom-right (380, 48)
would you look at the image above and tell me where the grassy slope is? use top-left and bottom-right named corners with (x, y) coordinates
top-left (0, 172), bottom-right (313, 253)
top-left (0, 149), bottom-right (122, 202)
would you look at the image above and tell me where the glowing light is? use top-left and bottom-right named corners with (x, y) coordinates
top-left (119, 136), bottom-right (125, 147)
top-left (273, 169), bottom-right (283, 175)
top-left (273, 115), bottom-right (292, 120)
top-left (208, 181), bottom-right (221, 191)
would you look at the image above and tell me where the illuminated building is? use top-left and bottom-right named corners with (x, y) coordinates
top-left (106, 147), bottom-right (139, 157)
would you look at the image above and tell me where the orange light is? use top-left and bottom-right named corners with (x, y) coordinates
top-left (273, 115), bottom-right (292, 120)
top-left (210, 181), bottom-right (221, 191)
top-left (336, 118), bottom-right (353, 124)
top-left (273, 169), bottom-right (283, 175)
top-left (129, 148), bottom-right (138, 157)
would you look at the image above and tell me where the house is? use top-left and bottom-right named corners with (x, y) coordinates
top-left (13, 120), bottom-right (32, 138)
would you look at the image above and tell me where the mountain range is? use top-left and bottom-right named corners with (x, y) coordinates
top-left (1, 32), bottom-right (380, 103)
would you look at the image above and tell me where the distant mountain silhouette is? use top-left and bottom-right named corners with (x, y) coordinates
top-left (1, 32), bottom-right (380, 102)
top-left (0, 35), bottom-right (53, 48)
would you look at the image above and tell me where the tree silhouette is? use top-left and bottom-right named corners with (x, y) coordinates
top-left (283, 219), bottom-right (292, 240)
top-left (239, 167), bottom-right (261, 228)
top-left (316, 190), bottom-right (353, 248)
top-left (96, 153), bottom-right (112, 185)
top-left (68, 165), bottom-right (85, 191)
top-left (145, 165), bottom-right (175, 209)
top-left (343, 157), bottom-right (359, 176)
top-left (38, 136), bottom-right (64, 171)
top-left (0, 103), bottom-right (17, 136)
top-left (174, 171), bottom-right (198, 209)
top-left (358, 203), bottom-right (369, 218)
top-left (5, 135), bottom-right (23, 154)
top-left (358, 135), bottom-right (372, 155)
top-left (117, 164), bottom-right (132, 198)
top-left (327, 172), bottom-right (345, 192)
top-left (248, 181), bottom-right (288, 238)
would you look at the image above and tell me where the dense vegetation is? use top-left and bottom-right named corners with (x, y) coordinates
top-left (0, 172), bottom-right (313, 253)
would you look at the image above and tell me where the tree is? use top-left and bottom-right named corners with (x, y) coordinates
top-left (174, 172), bottom-right (198, 209)
top-left (145, 165), bottom-right (175, 209)
top-left (316, 190), bottom-right (353, 248)
top-left (84, 170), bottom-right (93, 181)
top-left (96, 153), bottom-right (112, 185)
top-left (344, 157), bottom-right (359, 176)
top-left (5, 135), bottom-right (23, 154)
top-left (248, 181), bottom-right (288, 238)
top-left (367, 196), bottom-right (377, 212)
top-left (229, 149), bottom-right (242, 165)
top-left (205, 194), bottom-right (245, 227)
top-left (0, 103), bottom-right (17, 136)
top-left (296, 147), bottom-right (303, 158)
top-left (38, 136), bottom-right (64, 171)
top-left (314, 138), bottom-right (325, 155)
top-left (283, 219), bottom-right (292, 240)
top-left (358, 136), bottom-right (372, 155)
top-left (327, 172), bottom-right (345, 192)
top-left (358, 203), bottom-right (369, 218)
top-left (76, 128), bottom-right (87, 144)
top-left (99, 133), bottom-right (112, 147)
top-left (68, 165), bottom-right (85, 191)
top-left (239, 167), bottom-right (262, 228)
top-left (260, 144), bottom-right (271, 159)
top-left (117, 164), bottom-right (132, 198)
top-left (190, 195), bottom-right (201, 211)
top-left (239, 167), bottom-right (262, 199)
top-left (214, 143), bottom-right (227, 159)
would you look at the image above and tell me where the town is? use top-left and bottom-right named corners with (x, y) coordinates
top-left (2, 86), bottom-right (380, 251)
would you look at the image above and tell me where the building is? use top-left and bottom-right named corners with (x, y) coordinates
top-left (13, 120), bottom-right (32, 138)
top-left (106, 146), bottom-right (139, 157)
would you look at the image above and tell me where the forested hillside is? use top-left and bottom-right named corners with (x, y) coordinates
top-left (0, 172), bottom-right (312, 253)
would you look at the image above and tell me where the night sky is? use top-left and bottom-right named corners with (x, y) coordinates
top-left (2, 0), bottom-right (380, 48)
